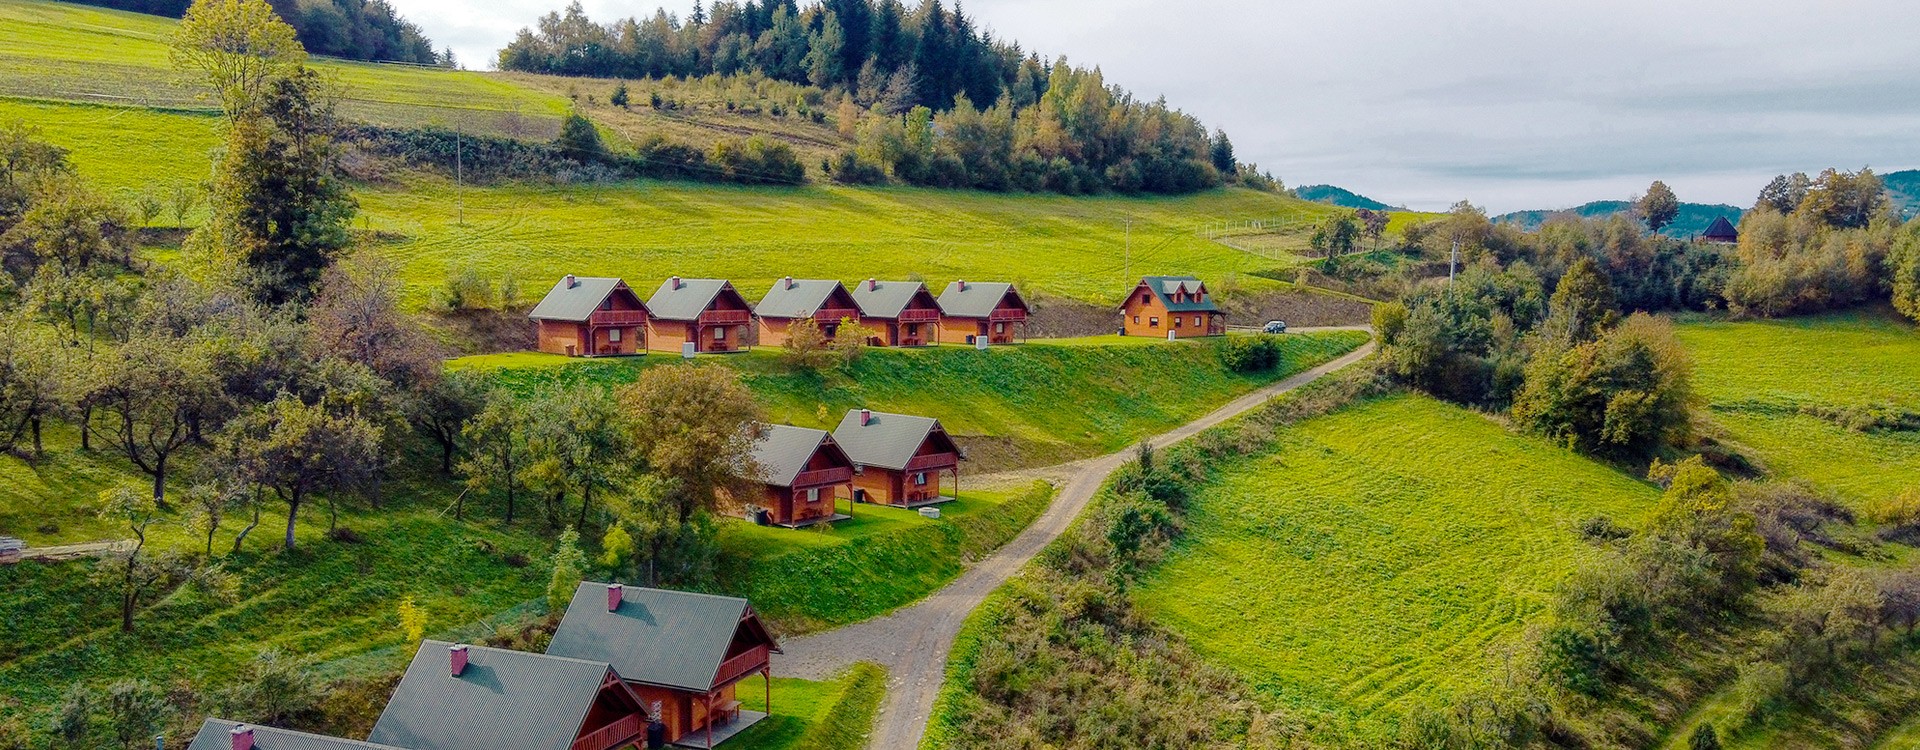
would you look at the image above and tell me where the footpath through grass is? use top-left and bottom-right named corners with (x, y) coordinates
top-left (1677, 311), bottom-right (1920, 511)
top-left (461, 332), bottom-right (1369, 472)
top-left (1131, 394), bottom-right (1661, 736)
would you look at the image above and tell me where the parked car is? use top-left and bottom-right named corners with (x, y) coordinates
top-left (1262, 320), bottom-right (1288, 334)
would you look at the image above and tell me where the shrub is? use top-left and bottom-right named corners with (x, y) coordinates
top-left (1578, 515), bottom-right (1632, 542)
top-left (828, 150), bottom-right (887, 185)
top-left (1864, 488), bottom-right (1920, 529)
top-left (1220, 334), bottom-right (1282, 373)
top-left (437, 267), bottom-right (495, 311)
top-left (1689, 724), bottom-right (1722, 750)
top-left (554, 113), bottom-right (605, 162)
top-left (1727, 660), bottom-right (1787, 731)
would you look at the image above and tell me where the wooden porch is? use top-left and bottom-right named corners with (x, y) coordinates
top-left (571, 714), bottom-right (645, 750)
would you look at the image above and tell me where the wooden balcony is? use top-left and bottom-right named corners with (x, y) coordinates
top-left (896, 308), bottom-right (941, 323)
top-left (902, 452), bottom-right (959, 473)
top-left (789, 466), bottom-right (853, 488)
top-left (700, 309), bottom-right (752, 326)
top-left (571, 714), bottom-right (643, 750)
top-left (813, 308), bottom-right (861, 324)
top-left (712, 644), bottom-right (770, 688)
top-left (988, 309), bottom-right (1027, 322)
top-left (589, 309), bottom-right (647, 326)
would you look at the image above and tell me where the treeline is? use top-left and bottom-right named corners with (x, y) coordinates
top-left (71, 0), bottom-right (446, 65)
top-left (350, 119), bottom-right (805, 187)
top-left (501, 0), bottom-right (1259, 195)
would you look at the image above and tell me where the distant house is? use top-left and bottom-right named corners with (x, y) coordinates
top-left (849, 279), bottom-right (942, 347)
top-left (189, 719), bottom-right (409, 750)
top-left (1702, 216), bottom-right (1739, 244)
top-left (646, 277), bottom-right (754, 354)
top-left (528, 275), bottom-right (649, 357)
top-left (369, 640), bottom-right (650, 750)
top-left (832, 409), bottom-right (963, 507)
top-left (1121, 275), bottom-right (1224, 338)
top-left (547, 582), bottom-right (782, 748)
top-left (754, 277), bottom-right (862, 346)
top-left (738, 424), bottom-right (856, 527)
top-left (936, 280), bottom-right (1031, 345)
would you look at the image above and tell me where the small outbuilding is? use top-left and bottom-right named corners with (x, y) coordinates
top-left (547, 582), bottom-right (782, 748)
top-left (832, 409), bottom-right (963, 507)
top-left (754, 277), bottom-right (862, 346)
top-left (188, 718), bottom-right (407, 750)
top-left (369, 640), bottom-right (651, 750)
top-left (528, 275), bottom-right (650, 357)
top-left (1121, 275), bottom-right (1224, 338)
top-left (936, 280), bottom-right (1030, 345)
top-left (849, 279), bottom-right (942, 347)
top-left (1702, 216), bottom-right (1740, 244)
top-left (739, 424), bottom-right (856, 528)
top-left (646, 277), bottom-right (754, 354)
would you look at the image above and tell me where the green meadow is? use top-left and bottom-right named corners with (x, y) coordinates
top-left (1676, 311), bottom-right (1920, 511)
top-left (1132, 394), bottom-right (1661, 734)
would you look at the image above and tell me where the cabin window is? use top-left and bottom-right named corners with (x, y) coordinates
top-left (1192, 316), bottom-right (1201, 327)
top-left (713, 327), bottom-right (726, 341)
top-left (608, 328), bottom-right (622, 343)
top-left (602, 298), bottom-right (613, 310)
top-left (1141, 293), bottom-right (1150, 304)
top-left (1132, 315), bottom-right (1140, 324)
top-left (994, 322), bottom-right (1005, 334)
top-left (1149, 317), bottom-right (1160, 327)
top-left (914, 472), bottom-right (927, 486)
top-left (907, 323), bottom-right (918, 335)
top-left (805, 488), bottom-right (819, 503)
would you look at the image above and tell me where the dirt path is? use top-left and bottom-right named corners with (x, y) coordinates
top-left (16, 540), bottom-right (134, 562)
top-left (771, 338), bottom-right (1377, 749)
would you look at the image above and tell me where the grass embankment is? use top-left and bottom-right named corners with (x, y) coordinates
top-left (1677, 311), bottom-right (1920, 512)
top-left (1131, 394), bottom-right (1660, 737)
top-left (731, 662), bottom-right (885, 750)
top-left (463, 332), bottom-right (1368, 472)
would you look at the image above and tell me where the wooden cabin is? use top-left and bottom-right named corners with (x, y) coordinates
top-left (1121, 275), bottom-right (1225, 338)
top-left (936, 280), bottom-right (1031, 345)
top-left (646, 277), bottom-right (754, 354)
top-left (832, 409), bottom-right (963, 507)
top-left (1702, 216), bottom-right (1740, 244)
top-left (190, 718), bottom-right (410, 750)
top-left (739, 424), bottom-right (856, 528)
top-left (528, 275), bottom-right (649, 357)
top-left (754, 277), bottom-right (862, 346)
top-left (370, 641), bottom-right (650, 750)
top-left (849, 279), bottom-right (942, 347)
top-left (548, 583), bottom-right (782, 749)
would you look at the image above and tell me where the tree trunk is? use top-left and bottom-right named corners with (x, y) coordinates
top-left (29, 415), bottom-right (42, 458)
top-left (441, 433), bottom-right (455, 475)
top-left (578, 483), bottom-right (592, 529)
top-left (151, 453), bottom-right (168, 511)
top-left (284, 490), bottom-right (302, 550)
top-left (79, 404), bottom-right (91, 450)
top-left (234, 501), bottom-right (261, 555)
top-left (505, 480), bottom-right (516, 525)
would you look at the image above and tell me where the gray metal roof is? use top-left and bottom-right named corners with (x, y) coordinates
top-left (646, 278), bottom-right (742, 321)
top-left (849, 280), bottom-right (935, 318)
top-left (1135, 275), bottom-right (1220, 313)
top-left (754, 278), bottom-right (854, 319)
top-left (528, 276), bottom-right (636, 322)
top-left (744, 424), bottom-right (846, 486)
top-left (831, 410), bottom-right (957, 471)
top-left (369, 641), bottom-right (617, 750)
top-left (936, 281), bottom-right (1028, 318)
top-left (547, 582), bottom-right (777, 692)
top-left (189, 720), bottom-right (406, 750)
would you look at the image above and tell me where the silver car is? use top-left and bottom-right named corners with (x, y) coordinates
top-left (1262, 320), bottom-right (1288, 334)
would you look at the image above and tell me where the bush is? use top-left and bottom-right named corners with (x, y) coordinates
top-left (1727, 660), bottom-right (1787, 731)
top-left (1578, 515), bottom-right (1632, 542)
top-left (1220, 335), bottom-right (1282, 373)
top-left (709, 136), bottom-right (804, 185)
top-left (828, 150), bottom-right (888, 185)
top-left (1864, 488), bottom-right (1920, 529)
top-left (554, 113), bottom-right (605, 162)
top-left (437, 267), bottom-right (496, 311)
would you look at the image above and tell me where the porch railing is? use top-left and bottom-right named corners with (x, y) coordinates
top-left (789, 467), bottom-right (853, 488)
top-left (571, 714), bottom-right (644, 750)
top-left (902, 453), bottom-right (959, 473)
top-left (712, 644), bottom-right (771, 688)
top-left (699, 309), bottom-right (752, 326)
top-left (988, 309), bottom-right (1027, 322)
top-left (896, 309), bottom-right (941, 323)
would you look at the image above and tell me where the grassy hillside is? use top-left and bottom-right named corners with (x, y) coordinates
top-left (460, 332), bottom-right (1369, 471)
top-left (1677, 312), bottom-right (1920, 511)
top-left (1132, 394), bottom-right (1660, 736)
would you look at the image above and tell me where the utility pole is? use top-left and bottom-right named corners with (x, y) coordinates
top-left (1124, 217), bottom-right (1132, 280)
top-left (455, 126), bottom-right (464, 226)
top-left (1448, 239), bottom-right (1459, 288)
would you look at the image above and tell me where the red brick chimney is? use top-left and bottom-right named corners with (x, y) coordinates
top-left (866, 278), bottom-right (877, 291)
top-left (230, 725), bottom-right (254, 750)
top-left (783, 276), bottom-right (795, 290)
top-left (956, 279), bottom-right (967, 291)
top-left (670, 276), bottom-right (682, 290)
top-left (564, 274), bottom-right (578, 289)
top-left (607, 583), bottom-right (623, 612)
top-left (860, 408), bottom-right (872, 426)
top-left (449, 644), bottom-right (469, 677)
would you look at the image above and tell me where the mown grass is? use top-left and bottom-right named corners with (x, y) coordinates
top-left (459, 332), bottom-right (1368, 472)
top-left (1131, 394), bottom-right (1661, 736)
top-left (1677, 311), bottom-right (1920, 511)
top-left (0, 0), bottom-right (571, 137)
top-left (731, 662), bottom-right (885, 750)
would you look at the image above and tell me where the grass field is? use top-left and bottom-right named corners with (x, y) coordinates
top-left (459, 331), bottom-right (1368, 472)
top-left (1131, 394), bottom-right (1661, 736)
top-left (729, 663), bottom-right (885, 750)
top-left (1677, 311), bottom-right (1920, 511)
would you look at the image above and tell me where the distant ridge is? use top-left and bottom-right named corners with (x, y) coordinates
top-left (1885, 169), bottom-right (1920, 218)
top-left (1494, 200), bottom-right (1745, 238)
top-left (1295, 184), bottom-right (1398, 211)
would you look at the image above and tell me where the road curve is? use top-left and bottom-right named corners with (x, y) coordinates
top-left (772, 336), bottom-right (1377, 749)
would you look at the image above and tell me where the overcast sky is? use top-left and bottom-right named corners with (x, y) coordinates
top-left (396, 0), bottom-right (1920, 213)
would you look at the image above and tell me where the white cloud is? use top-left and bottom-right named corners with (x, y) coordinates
top-left (390, 0), bottom-right (1920, 212)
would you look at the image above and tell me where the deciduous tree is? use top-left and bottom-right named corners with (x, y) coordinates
top-left (87, 332), bottom-right (224, 508)
top-left (169, 0), bottom-right (306, 117)
top-left (1635, 180), bottom-right (1680, 234)
top-left (616, 365), bottom-right (764, 526)
top-left (461, 392), bottom-right (530, 524)
top-left (220, 393), bottom-right (382, 549)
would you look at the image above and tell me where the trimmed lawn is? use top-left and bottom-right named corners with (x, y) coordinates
top-left (1133, 394), bottom-right (1661, 735)
top-left (731, 662), bottom-right (885, 750)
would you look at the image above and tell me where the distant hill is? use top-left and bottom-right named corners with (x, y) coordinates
top-left (1494, 200), bottom-right (1745, 238)
top-left (1885, 170), bottom-right (1920, 218)
top-left (1295, 185), bottom-right (1398, 211)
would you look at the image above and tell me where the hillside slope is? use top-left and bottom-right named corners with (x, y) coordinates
top-left (1295, 184), bottom-right (1397, 211)
top-left (1886, 169), bottom-right (1920, 218)
top-left (1494, 199), bottom-right (1744, 237)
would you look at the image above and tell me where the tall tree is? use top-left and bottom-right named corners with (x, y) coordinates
top-left (87, 333), bottom-right (223, 509)
top-left (1635, 180), bottom-right (1679, 234)
top-left (460, 391), bottom-right (530, 524)
top-left (524, 384), bottom-right (630, 529)
top-left (94, 486), bottom-right (176, 632)
top-left (1208, 129), bottom-right (1234, 175)
top-left (169, 0), bottom-right (306, 117)
top-left (1543, 256), bottom-right (1619, 344)
top-left (615, 365), bottom-right (765, 526)
top-left (220, 393), bottom-right (382, 549)
top-left (411, 369), bottom-right (486, 476)
top-left (1893, 219), bottom-right (1920, 324)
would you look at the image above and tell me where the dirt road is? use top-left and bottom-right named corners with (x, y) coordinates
top-left (771, 338), bottom-right (1376, 749)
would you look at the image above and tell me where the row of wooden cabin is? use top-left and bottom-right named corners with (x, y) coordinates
top-left (738, 408), bottom-right (964, 528)
top-left (529, 276), bottom-right (1033, 357)
top-left (191, 582), bottom-right (781, 750)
